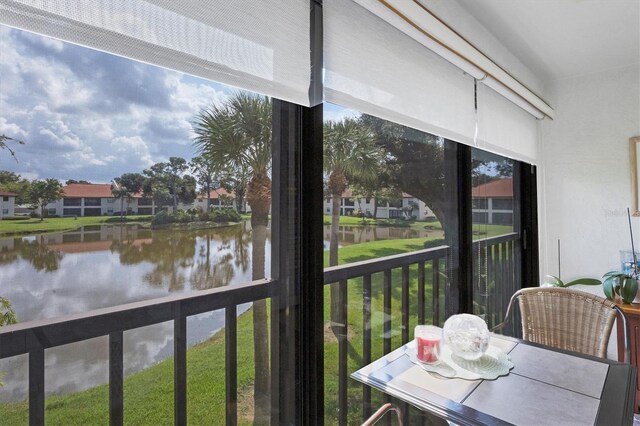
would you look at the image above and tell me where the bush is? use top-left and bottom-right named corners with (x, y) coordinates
top-left (151, 210), bottom-right (172, 226)
top-left (209, 208), bottom-right (241, 223)
top-left (0, 216), bottom-right (30, 221)
top-left (29, 211), bottom-right (39, 218)
top-left (423, 238), bottom-right (446, 249)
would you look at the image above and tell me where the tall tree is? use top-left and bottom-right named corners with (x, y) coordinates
top-left (193, 91), bottom-right (272, 422)
top-left (0, 171), bottom-right (31, 205)
top-left (360, 114), bottom-right (452, 235)
top-left (143, 158), bottom-right (192, 210)
top-left (113, 173), bottom-right (146, 219)
top-left (324, 118), bottom-right (383, 331)
top-left (112, 186), bottom-right (131, 219)
top-left (190, 156), bottom-right (218, 211)
top-left (220, 164), bottom-right (250, 213)
top-left (28, 179), bottom-right (64, 221)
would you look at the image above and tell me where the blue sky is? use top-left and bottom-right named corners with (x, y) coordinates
top-left (0, 25), bottom-right (358, 183)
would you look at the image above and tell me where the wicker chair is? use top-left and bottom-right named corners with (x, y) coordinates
top-left (500, 287), bottom-right (630, 362)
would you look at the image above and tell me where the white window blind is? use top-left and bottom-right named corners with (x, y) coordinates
top-left (477, 83), bottom-right (539, 164)
top-left (324, 0), bottom-right (477, 146)
top-left (325, 0), bottom-right (542, 164)
top-left (0, 0), bottom-right (312, 106)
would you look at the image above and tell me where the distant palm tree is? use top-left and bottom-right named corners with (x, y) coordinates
top-left (112, 186), bottom-right (132, 220)
top-left (324, 118), bottom-right (382, 331)
top-left (193, 92), bottom-right (272, 423)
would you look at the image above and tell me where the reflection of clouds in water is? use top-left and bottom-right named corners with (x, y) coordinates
top-left (0, 224), bottom-right (262, 401)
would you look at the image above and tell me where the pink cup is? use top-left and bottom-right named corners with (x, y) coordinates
top-left (415, 325), bottom-right (441, 364)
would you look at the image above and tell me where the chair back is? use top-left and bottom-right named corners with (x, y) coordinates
top-left (504, 287), bottom-right (621, 359)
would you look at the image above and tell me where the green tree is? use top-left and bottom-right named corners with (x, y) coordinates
top-left (144, 158), bottom-right (193, 210)
top-left (112, 186), bottom-right (132, 219)
top-left (0, 171), bottom-right (31, 204)
top-left (29, 178), bottom-right (64, 221)
top-left (190, 156), bottom-right (220, 211)
top-left (324, 118), bottom-right (383, 331)
top-left (65, 179), bottom-right (90, 185)
top-left (360, 114), bottom-right (452, 234)
top-left (0, 296), bottom-right (17, 327)
top-left (177, 174), bottom-right (197, 205)
top-left (193, 91), bottom-right (271, 423)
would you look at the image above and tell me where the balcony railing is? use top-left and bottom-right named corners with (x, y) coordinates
top-left (0, 233), bottom-right (519, 425)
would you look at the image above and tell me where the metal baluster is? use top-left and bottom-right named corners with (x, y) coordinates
top-left (432, 259), bottom-right (440, 326)
top-left (226, 306), bottom-right (237, 426)
top-left (384, 270), bottom-right (392, 355)
top-left (401, 266), bottom-right (410, 344)
top-left (339, 279), bottom-right (348, 426)
top-left (174, 308), bottom-right (187, 426)
top-left (363, 274), bottom-right (372, 421)
top-left (418, 261), bottom-right (425, 325)
top-left (29, 347), bottom-right (45, 426)
top-left (109, 331), bottom-right (124, 426)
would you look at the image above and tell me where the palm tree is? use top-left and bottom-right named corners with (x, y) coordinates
top-left (324, 118), bottom-right (383, 331)
top-left (192, 91), bottom-right (272, 423)
top-left (112, 186), bottom-right (132, 220)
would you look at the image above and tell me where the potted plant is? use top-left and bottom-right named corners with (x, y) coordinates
top-left (602, 271), bottom-right (639, 304)
top-left (543, 275), bottom-right (601, 288)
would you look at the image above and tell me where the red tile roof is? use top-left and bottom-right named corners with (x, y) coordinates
top-left (63, 183), bottom-right (146, 198)
top-left (0, 190), bottom-right (17, 196)
top-left (64, 183), bottom-right (113, 198)
top-left (197, 188), bottom-right (234, 200)
top-left (472, 178), bottom-right (513, 198)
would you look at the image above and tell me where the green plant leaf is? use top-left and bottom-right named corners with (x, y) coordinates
top-left (603, 276), bottom-right (616, 300)
top-left (545, 275), bottom-right (563, 287)
top-left (620, 277), bottom-right (638, 304)
top-left (563, 278), bottom-right (601, 287)
top-left (602, 271), bottom-right (625, 279)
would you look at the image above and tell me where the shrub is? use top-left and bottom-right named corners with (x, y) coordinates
top-left (175, 210), bottom-right (192, 223)
top-left (151, 210), bottom-right (172, 226)
top-left (210, 208), bottom-right (241, 223)
top-left (0, 216), bottom-right (29, 221)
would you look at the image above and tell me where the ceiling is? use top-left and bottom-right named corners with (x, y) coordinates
top-left (454, 0), bottom-right (640, 84)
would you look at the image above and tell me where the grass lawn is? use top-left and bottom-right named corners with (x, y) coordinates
top-left (324, 214), bottom-right (513, 240)
top-left (0, 215), bottom-right (152, 237)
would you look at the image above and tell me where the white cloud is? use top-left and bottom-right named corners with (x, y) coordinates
top-left (80, 117), bottom-right (114, 140)
top-left (0, 26), bottom-right (239, 182)
top-left (110, 136), bottom-right (154, 168)
top-left (0, 117), bottom-right (27, 139)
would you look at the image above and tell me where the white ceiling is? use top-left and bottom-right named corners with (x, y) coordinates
top-left (454, 0), bottom-right (640, 84)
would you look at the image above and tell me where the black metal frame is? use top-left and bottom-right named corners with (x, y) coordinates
top-left (516, 162), bottom-right (540, 288)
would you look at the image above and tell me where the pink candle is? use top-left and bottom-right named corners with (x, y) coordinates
top-left (415, 325), bottom-right (441, 364)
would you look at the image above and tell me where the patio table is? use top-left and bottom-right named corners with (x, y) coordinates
top-left (351, 330), bottom-right (636, 425)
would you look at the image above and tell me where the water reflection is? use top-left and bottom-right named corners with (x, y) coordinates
top-left (0, 223), bottom-right (261, 402)
top-left (0, 221), bottom-right (429, 401)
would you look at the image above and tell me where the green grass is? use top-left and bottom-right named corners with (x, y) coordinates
top-left (0, 216), bottom-right (152, 237)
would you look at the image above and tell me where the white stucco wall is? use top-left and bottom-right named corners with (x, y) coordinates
top-left (539, 63), bottom-right (640, 283)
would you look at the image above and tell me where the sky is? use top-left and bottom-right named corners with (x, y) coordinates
top-left (0, 25), bottom-right (357, 184)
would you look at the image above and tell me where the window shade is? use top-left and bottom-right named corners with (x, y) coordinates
top-left (326, 0), bottom-right (542, 164)
top-left (0, 0), bottom-right (312, 106)
top-left (477, 83), bottom-right (539, 164)
top-left (324, 0), bottom-right (476, 146)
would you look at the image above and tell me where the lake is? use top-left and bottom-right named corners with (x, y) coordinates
top-left (0, 220), bottom-right (436, 402)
